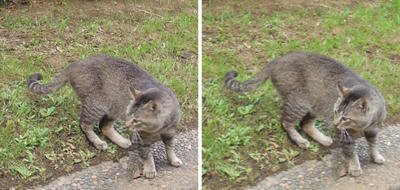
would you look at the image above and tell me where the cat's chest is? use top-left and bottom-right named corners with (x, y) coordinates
top-left (347, 129), bottom-right (364, 139)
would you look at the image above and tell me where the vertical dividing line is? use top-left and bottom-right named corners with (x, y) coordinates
top-left (197, 0), bottom-right (202, 189)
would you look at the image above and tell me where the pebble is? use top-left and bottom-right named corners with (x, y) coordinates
top-left (91, 175), bottom-right (97, 179)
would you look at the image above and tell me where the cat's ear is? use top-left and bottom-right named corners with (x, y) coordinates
top-left (129, 87), bottom-right (143, 99)
top-left (146, 100), bottom-right (160, 113)
top-left (336, 84), bottom-right (350, 98)
top-left (359, 97), bottom-right (368, 112)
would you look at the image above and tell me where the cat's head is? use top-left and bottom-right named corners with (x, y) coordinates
top-left (333, 84), bottom-right (370, 132)
top-left (125, 87), bottom-right (164, 133)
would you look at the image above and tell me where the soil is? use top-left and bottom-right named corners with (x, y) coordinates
top-left (203, 0), bottom-right (374, 14)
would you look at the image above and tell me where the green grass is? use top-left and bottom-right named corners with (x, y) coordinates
top-left (202, 0), bottom-right (400, 189)
top-left (0, 0), bottom-right (197, 189)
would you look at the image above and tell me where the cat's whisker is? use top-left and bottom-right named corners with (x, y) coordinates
top-left (342, 128), bottom-right (353, 143)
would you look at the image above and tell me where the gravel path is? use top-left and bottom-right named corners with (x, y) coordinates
top-left (247, 125), bottom-right (400, 190)
top-left (34, 129), bottom-right (198, 190)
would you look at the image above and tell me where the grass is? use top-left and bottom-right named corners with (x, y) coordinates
top-left (0, 0), bottom-right (197, 189)
top-left (202, 0), bottom-right (400, 189)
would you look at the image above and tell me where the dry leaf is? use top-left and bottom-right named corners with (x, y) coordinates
top-left (8, 5), bottom-right (16, 10)
top-left (269, 141), bottom-right (279, 149)
top-left (243, 42), bottom-right (251, 49)
top-left (0, 170), bottom-right (6, 177)
top-left (209, 170), bottom-right (215, 177)
top-left (339, 166), bottom-right (348, 177)
top-left (133, 169), bottom-right (142, 179)
top-left (55, 1), bottom-right (65, 5)
top-left (56, 46), bottom-right (63, 53)
top-left (66, 142), bottom-right (76, 150)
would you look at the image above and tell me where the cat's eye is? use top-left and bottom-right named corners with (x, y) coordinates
top-left (340, 117), bottom-right (350, 122)
top-left (131, 119), bottom-right (141, 125)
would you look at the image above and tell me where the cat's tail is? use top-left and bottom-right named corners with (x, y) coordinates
top-left (28, 68), bottom-right (70, 95)
top-left (224, 64), bottom-right (270, 92)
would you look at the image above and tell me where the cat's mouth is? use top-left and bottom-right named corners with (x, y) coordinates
top-left (125, 119), bottom-right (141, 128)
top-left (333, 119), bottom-right (354, 143)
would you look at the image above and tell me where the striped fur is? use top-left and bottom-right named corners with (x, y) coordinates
top-left (28, 69), bottom-right (69, 95)
top-left (224, 64), bottom-right (270, 92)
top-left (28, 56), bottom-right (183, 178)
top-left (224, 52), bottom-right (387, 177)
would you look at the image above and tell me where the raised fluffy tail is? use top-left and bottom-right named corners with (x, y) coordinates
top-left (224, 65), bottom-right (270, 92)
top-left (28, 69), bottom-right (69, 95)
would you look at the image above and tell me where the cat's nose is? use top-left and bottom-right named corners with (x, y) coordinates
top-left (333, 119), bottom-right (340, 127)
top-left (125, 120), bottom-right (131, 128)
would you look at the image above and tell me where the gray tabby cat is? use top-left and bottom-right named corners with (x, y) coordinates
top-left (28, 56), bottom-right (182, 178)
top-left (225, 52), bottom-right (386, 176)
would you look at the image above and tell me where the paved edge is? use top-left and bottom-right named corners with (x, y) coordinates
top-left (247, 125), bottom-right (400, 190)
top-left (33, 129), bottom-right (198, 190)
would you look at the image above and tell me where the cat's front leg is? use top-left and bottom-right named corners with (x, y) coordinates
top-left (342, 141), bottom-right (362, 176)
top-left (161, 133), bottom-right (183, 167)
top-left (348, 153), bottom-right (362, 176)
top-left (100, 117), bottom-right (131, 149)
top-left (79, 109), bottom-right (108, 151)
top-left (365, 129), bottom-right (385, 164)
top-left (138, 145), bottom-right (157, 179)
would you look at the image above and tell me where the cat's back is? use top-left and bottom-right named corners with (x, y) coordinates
top-left (270, 52), bottom-right (351, 77)
top-left (70, 56), bottom-right (156, 82)
top-left (68, 55), bottom-right (178, 103)
top-left (69, 56), bottom-right (161, 89)
top-left (269, 52), bottom-right (363, 92)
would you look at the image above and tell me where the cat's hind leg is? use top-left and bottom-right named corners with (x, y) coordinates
top-left (301, 115), bottom-right (333, 147)
top-left (281, 101), bottom-right (311, 149)
top-left (365, 129), bottom-right (385, 164)
top-left (161, 131), bottom-right (182, 167)
top-left (79, 105), bottom-right (108, 151)
top-left (100, 116), bottom-right (131, 149)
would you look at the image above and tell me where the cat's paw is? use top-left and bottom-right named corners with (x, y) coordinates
top-left (170, 158), bottom-right (183, 167)
top-left (372, 154), bottom-right (385, 164)
top-left (94, 140), bottom-right (108, 151)
top-left (296, 139), bottom-right (310, 149)
top-left (143, 157), bottom-right (157, 179)
top-left (348, 167), bottom-right (362, 177)
top-left (319, 136), bottom-right (333, 147)
top-left (117, 138), bottom-right (132, 149)
top-left (143, 169), bottom-right (157, 179)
